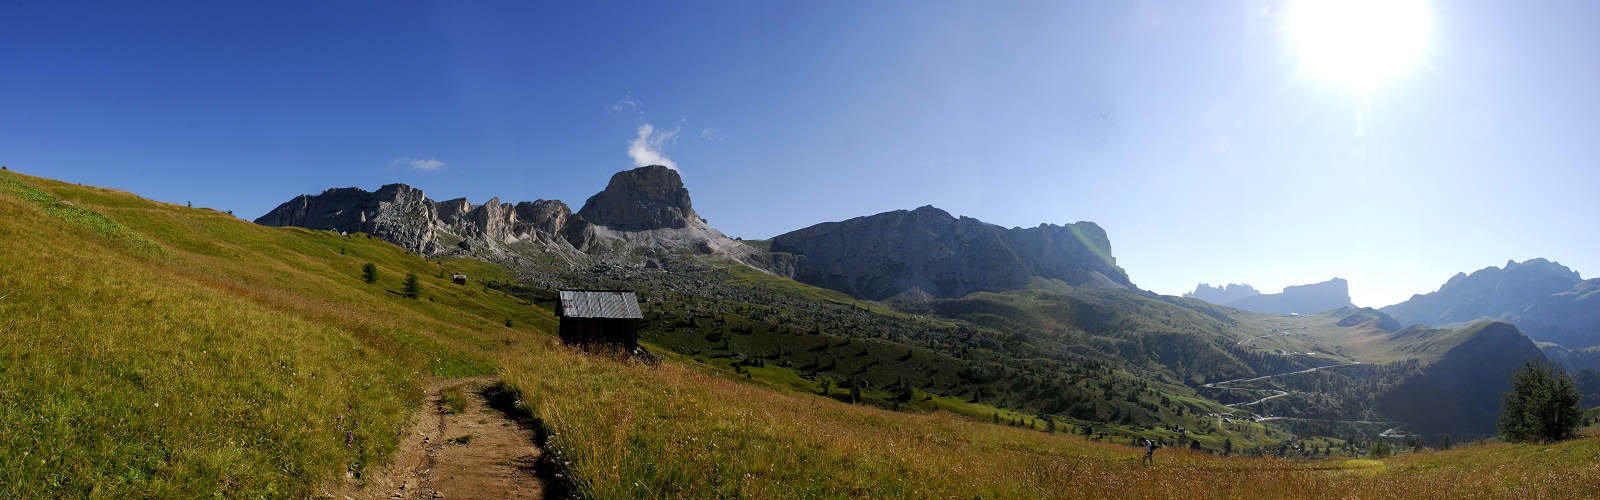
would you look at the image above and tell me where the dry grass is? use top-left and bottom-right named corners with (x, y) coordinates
top-left (0, 171), bottom-right (552, 497)
top-left (500, 340), bottom-right (1600, 499)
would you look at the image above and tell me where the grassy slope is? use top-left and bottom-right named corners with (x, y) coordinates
top-left (502, 333), bottom-right (1600, 499)
top-left (7, 170), bottom-right (1599, 498)
top-left (0, 171), bottom-right (553, 497)
top-left (1233, 309), bottom-right (1478, 365)
top-left (654, 262), bottom-right (1289, 449)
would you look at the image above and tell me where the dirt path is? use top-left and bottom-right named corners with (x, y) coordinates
top-left (327, 376), bottom-right (545, 500)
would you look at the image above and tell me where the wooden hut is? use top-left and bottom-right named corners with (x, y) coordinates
top-left (557, 290), bottom-right (642, 348)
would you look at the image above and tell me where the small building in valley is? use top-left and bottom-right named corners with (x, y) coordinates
top-left (451, 274), bottom-right (468, 285)
top-left (557, 290), bottom-right (642, 348)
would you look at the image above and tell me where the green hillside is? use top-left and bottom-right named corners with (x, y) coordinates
top-left (0, 170), bottom-right (552, 496)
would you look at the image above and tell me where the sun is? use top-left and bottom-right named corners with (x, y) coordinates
top-left (1287, 0), bottom-right (1430, 91)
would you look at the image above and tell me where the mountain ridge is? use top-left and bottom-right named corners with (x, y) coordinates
top-left (255, 165), bottom-right (759, 268)
top-left (1381, 258), bottom-right (1600, 348)
top-left (766, 205), bottom-right (1133, 300)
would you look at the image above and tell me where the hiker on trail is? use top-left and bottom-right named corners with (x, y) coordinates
top-left (1141, 438), bottom-right (1156, 465)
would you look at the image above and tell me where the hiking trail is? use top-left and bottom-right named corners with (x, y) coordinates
top-left (326, 375), bottom-right (546, 500)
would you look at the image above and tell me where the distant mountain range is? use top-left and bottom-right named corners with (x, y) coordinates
top-left (1184, 278), bottom-right (1355, 316)
top-left (1380, 258), bottom-right (1600, 349)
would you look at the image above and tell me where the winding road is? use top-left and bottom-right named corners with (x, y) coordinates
top-left (1203, 362), bottom-right (1366, 409)
top-left (1234, 327), bottom-right (1309, 345)
top-left (1203, 362), bottom-right (1365, 391)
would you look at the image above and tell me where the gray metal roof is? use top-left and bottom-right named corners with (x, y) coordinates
top-left (558, 290), bottom-right (643, 319)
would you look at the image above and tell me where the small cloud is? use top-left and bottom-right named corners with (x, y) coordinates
top-left (698, 128), bottom-right (726, 141)
top-left (628, 123), bottom-right (679, 170)
top-left (392, 157), bottom-right (446, 171)
top-left (609, 92), bottom-right (639, 112)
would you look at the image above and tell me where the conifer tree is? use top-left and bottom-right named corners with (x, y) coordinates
top-left (1499, 361), bottom-right (1583, 443)
top-left (402, 271), bottom-right (421, 299)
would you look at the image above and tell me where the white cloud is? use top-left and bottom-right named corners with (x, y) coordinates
top-left (627, 123), bottom-right (679, 170)
top-left (392, 157), bottom-right (446, 171)
top-left (609, 91), bottom-right (639, 112)
top-left (698, 128), bottom-right (726, 141)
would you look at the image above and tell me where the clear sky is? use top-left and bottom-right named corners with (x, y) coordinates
top-left (4, 1), bottom-right (1597, 307)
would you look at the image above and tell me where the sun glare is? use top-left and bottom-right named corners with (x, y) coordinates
top-left (1287, 0), bottom-right (1430, 91)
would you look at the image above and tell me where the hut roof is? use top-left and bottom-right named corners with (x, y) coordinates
top-left (558, 290), bottom-right (643, 319)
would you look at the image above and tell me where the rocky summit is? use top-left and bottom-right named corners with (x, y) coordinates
top-left (769, 205), bottom-right (1133, 300)
top-left (255, 165), bottom-right (751, 265)
top-left (577, 165), bottom-right (697, 229)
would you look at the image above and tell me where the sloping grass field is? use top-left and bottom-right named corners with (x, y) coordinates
top-left (0, 171), bottom-right (551, 496)
top-left (3, 169), bottom-right (1598, 498)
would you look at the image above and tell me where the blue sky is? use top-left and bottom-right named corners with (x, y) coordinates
top-left (4, 1), bottom-right (1597, 307)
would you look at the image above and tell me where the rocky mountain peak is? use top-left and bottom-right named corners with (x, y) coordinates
top-left (576, 165), bottom-right (697, 230)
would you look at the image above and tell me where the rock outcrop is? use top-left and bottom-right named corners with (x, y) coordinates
top-left (1184, 283), bottom-right (1261, 305)
top-left (1185, 278), bottom-right (1354, 316)
top-left (255, 184), bottom-right (444, 254)
top-left (576, 166), bottom-right (696, 229)
top-left (255, 165), bottom-right (757, 267)
top-left (768, 205), bottom-right (1133, 300)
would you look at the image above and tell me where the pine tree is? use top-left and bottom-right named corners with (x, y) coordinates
top-left (402, 271), bottom-right (421, 299)
top-left (1499, 361), bottom-right (1583, 443)
top-left (1223, 438), bottom-right (1233, 455)
top-left (361, 262), bottom-right (378, 283)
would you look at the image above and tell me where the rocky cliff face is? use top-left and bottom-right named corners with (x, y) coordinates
top-left (255, 165), bottom-right (755, 266)
top-left (1381, 258), bottom-right (1600, 347)
top-left (1186, 278), bottom-right (1354, 315)
top-left (255, 184), bottom-right (446, 254)
top-left (768, 205), bottom-right (1132, 300)
top-left (1185, 283), bottom-right (1261, 305)
top-left (576, 166), bottom-right (697, 229)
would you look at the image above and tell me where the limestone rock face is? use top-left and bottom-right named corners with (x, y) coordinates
top-left (255, 184), bottom-right (442, 254)
top-left (576, 165), bottom-right (697, 230)
top-left (254, 165), bottom-right (767, 270)
top-left (769, 205), bottom-right (1133, 300)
